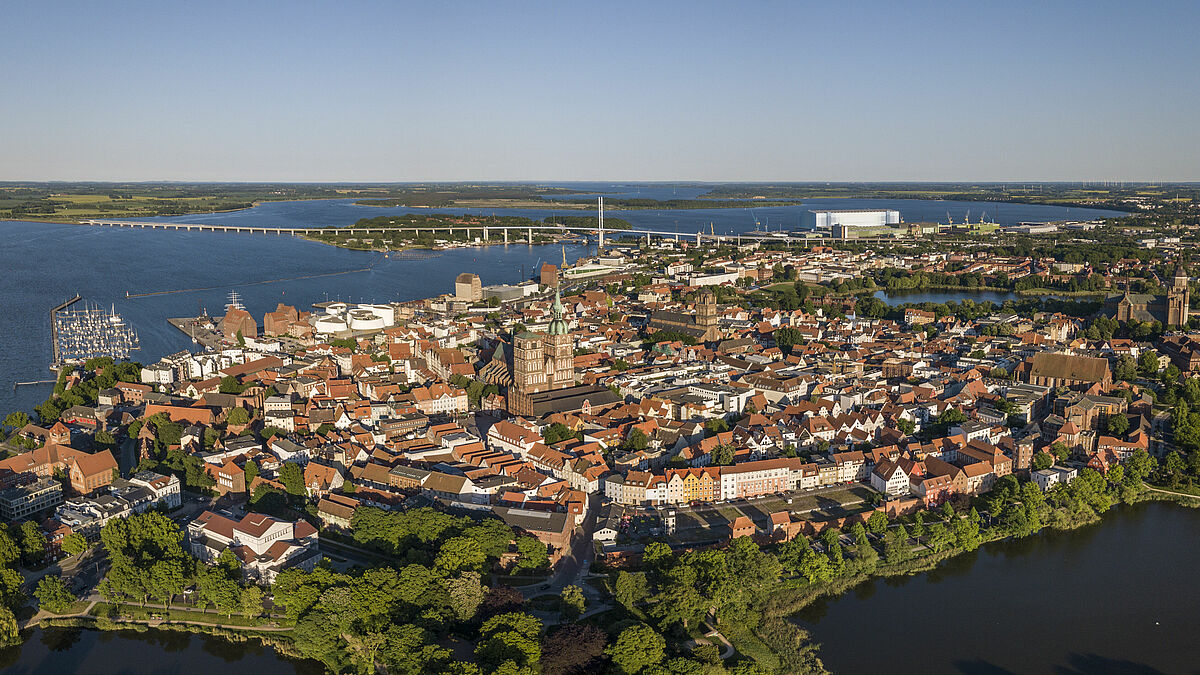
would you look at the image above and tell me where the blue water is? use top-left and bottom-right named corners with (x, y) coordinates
top-left (0, 192), bottom-right (1125, 419)
top-left (0, 219), bottom-right (592, 418)
top-left (133, 194), bottom-right (1126, 237)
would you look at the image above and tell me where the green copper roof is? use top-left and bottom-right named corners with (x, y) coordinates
top-left (548, 286), bottom-right (569, 336)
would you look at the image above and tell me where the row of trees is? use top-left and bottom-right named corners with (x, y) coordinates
top-left (349, 507), bottom-right (548, 574)
top-left (604, 455), bottom-right (1161, 673)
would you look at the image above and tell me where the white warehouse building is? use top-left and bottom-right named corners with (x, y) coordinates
top-left (802, 209), bottom-right (901, 231)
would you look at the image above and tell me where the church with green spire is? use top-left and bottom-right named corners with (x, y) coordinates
top-left (504, 285), bottom-right (620, 417)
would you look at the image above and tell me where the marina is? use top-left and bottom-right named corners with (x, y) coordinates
top-left (49, 296), bottom-right (140, 370)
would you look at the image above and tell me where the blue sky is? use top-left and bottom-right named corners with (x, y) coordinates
top-left (2, 0), bottom-right (1198, 181)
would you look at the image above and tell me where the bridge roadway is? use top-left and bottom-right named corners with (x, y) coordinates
top-left (78, 219), bottom-right (907, 246)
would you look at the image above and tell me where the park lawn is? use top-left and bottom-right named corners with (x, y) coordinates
top-left (41, 600), bottom-right (92, 616)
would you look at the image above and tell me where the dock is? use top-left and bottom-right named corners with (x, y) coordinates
top-left (168, 316), bottom-right (225, 350)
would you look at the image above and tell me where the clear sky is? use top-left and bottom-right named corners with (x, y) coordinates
top-left (2, 0), bottom-right (1198, 182)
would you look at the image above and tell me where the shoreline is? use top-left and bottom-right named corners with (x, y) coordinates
top-left (777, 488), bottom-right (1199, 663)
top-left (32, 615), bottom-right (319, 670)
top-left (0, 196), bottom-right (347, 225)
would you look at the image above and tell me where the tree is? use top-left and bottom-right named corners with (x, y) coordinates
top-left (937, 407), bottom-right (967, 427)
top-left (541, 623), bottom-right (607, 675)
top-left (94, 428), bottom-right (116, 449)
top-left (1163, 364), bottom-right (1182, 384)
top-left (243, 459), bottom-right (259, 485)
top-left (711, 444), bottom-right (735, 466)
top-left (774, 326), bottom-right (803, 354)
top-left (1113, 355), bottom-right (1138, 382)
top-left (883, 528), bottom-right (911, 564)
top-left (514, 536), bottom-right (548, 572)
top-left (896, 418), bottom-right (915, 435)
top-left (34, 575), bottom-right (76, 614)
top-left (445, 571), bottom-right (485, 622)
top-left (19, 520), bottom-right (46, 565)
top-left (1105, 414), bottom-right (1130, 437)
top-left (622, 428), bottom-right (648, 452)
top-left (2, 411), bottom-right (30, 434)
top-left (865, 510), bottom-right (888, 535)
top-left (926, 522), bottom-right (953, 553)
top-left (0, 605), bottom-right (18, 647)
top-left (542, 423), bottom-right (578, 445)
top-left (693, 643), bottom-right (721, 666)
top-left (606, 623), bottom-right (665, 675)
top-left (705, 418), bottom-right (730, 435)
top-left (0, 529), bottom-right (20, 567)
top-left (279, 461), bottom-right (307, 497)
top-left (479, 585), bottom-right (527, 621)
top-left (614, 570), bottom-right (649, 609)
top-left (147, 559), bottom-right (186, 606)
top-left (435, 537), bottom-right (486, 574)
top-left (380, 624), bottom-right (452, 675)
top-left (226, 406), bottom-right (250, 426)
top-left (798, 546), bottom-right (832, 584)
top-left (1139, 350), bottom-right (1161, 376)
top-left (954, 517), bottom-right (982, 552)
top-left (61, 532), bottom-right (88, 557)
top-left (941, 501), bottom-right (956, 521)
top-left (1032, 452), bottom-right (1054, 471)
top-left (1125, 449), bottom-right (1157, 484)
top-left (477, 612), bottom-right (543, 672)
top-left (219, 375), bottom-right (243, 394)
top-left (240, 584), bottom-right (264, 618)
top-left (559, 585), bottom-right (585, 620)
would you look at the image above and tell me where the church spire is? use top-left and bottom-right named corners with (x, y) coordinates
top-left (548, 285), bottom-right (569, 336)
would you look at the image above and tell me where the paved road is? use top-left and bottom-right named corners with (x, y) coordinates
top-left (1145, 485), bottom-right (1200, 499)
top-left (117, 437), bottom-right (137, 476)
top-left (521, 493), bottom-right (600, 599)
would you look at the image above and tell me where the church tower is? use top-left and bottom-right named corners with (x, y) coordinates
top-left (1168, 266), bottom-right (1190, 327)
top-left (513, 329), bottom-right (546, 392)
top-left (697, 288), bottom-right (717, 330)
top-left (544, 287), bottom-right (575, 389)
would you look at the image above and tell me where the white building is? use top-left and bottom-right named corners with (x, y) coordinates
top-left (870, 460), bottom-right (910, 496)
top-left (127, 471), bottom-right (182, 510)
top-left (188, 511), bottom-right (320, 584)
top-left (688, 271), bottom-right (740, 287)
top-left (1032, 465), bottom-right (1079, 492)
top-left (802, 209), bottom-right (901, 232)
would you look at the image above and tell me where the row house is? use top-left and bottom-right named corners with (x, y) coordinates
top-left (411, 382), bottom-right (469, 416)
top-left (830, 451), bottom-right (868, 483)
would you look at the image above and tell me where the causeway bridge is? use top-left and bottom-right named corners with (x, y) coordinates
top-left (78, 219), bottom-right (909, 247)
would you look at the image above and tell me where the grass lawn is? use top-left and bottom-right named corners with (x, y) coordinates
top-left (43, 600), bottom-right (92, 616)
top-left (790, 485), bottom-right (875, 514)
top-left (714, 505), bottom-right (744, 522)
